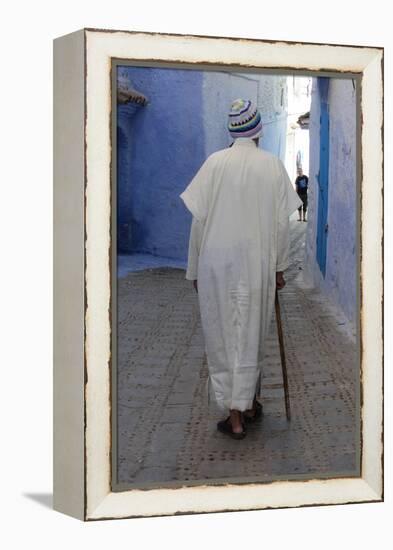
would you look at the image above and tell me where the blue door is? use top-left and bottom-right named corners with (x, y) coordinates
top-left (316, 100), bottom-right (330, 276)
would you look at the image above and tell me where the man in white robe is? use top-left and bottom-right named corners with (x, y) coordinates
top-left (180, 99), bottom-right (301, 439)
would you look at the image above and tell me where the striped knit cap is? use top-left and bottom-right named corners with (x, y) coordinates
top-left (228, 98), bottom-right (262, 139)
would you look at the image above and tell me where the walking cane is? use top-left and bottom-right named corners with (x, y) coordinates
top-left (275, 289), bottom-right (291, 421)
top-left (255, 290), bottom-right (291, 421)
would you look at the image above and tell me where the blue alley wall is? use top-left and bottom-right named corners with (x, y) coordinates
top-left (261, 115), bottom-right (287, 162)
top-left (117, 66), bottom-right (205, 259)
top-left (306, 77), bottom-right (357, 324)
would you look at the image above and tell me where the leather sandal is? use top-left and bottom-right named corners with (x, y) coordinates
top-left (217, 416), bottom-right (246, 440)
top-left (243, 400), bottom-right (263, 423)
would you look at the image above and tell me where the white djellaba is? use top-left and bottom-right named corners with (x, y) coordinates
top-left (180, 102), bottom-right (302, 413)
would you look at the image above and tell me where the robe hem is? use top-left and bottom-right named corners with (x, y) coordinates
top-left (214, 398), bottom-right (256, 412)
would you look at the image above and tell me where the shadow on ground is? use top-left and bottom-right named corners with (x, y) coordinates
top-left (23, 493), bottom-right (53, 509)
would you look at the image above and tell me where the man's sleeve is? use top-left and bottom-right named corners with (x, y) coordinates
top-left (276, 161), bottom-right (303, 272)
top-left (179, 157), bottom-right (212, 224)
top-left (185, 217), bottom-right (204, 280)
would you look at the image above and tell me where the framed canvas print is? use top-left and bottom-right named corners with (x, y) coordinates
top-left (53, 28), bottom-right (383, 520)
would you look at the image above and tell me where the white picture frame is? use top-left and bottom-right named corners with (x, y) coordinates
top-left (53, 28), bottom-right (383, 521)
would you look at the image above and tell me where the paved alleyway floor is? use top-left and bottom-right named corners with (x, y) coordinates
top-left (116, 221), bottom-right (360, 488)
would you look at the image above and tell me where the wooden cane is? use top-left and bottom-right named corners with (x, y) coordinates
top-left (275, 289), bottom-right (291, 421)
top-left (256, 369), bottom-right (262, 400)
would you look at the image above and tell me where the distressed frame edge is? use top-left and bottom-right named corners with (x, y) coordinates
top-left (358, 49), bottom-right (384, 499)
top-left (83, 26), bottom-right (384, 52)
top-left (53, 28), bottom-right (86, 521)
top-left (81, 29), bottom-right (383, 521)
top-left (85, 478), bottom-right (381, 521)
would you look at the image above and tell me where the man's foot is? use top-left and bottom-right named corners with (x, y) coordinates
top-left (297, 218), bottom-right (302, 222)
top-left (243, 400), bottom-right (263, 423)
top-left (217, 417), bottom-right (246, 440)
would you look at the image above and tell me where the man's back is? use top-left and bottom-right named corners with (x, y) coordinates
top-left (200, 140), bottom-right (284, 256)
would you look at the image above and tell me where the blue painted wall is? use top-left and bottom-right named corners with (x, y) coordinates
top-left (117, 103), bottom-right (143, 253)
top-left (117, 66), bottom-right (205, 259)
top-left (306, 77), bottom-right (357, 325)
top-left (261, 114), bottom-right (287, 162)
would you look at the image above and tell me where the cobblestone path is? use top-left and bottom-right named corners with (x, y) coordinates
top-left (116, 222), bottom-right (359, 488)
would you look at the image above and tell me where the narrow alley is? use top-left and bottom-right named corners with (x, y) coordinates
top-left (116, 221), bottom-right (359, 488)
